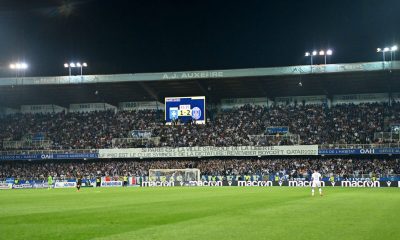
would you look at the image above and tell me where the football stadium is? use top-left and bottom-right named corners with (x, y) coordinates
top-left (1, 1), bottom-right (400, 240)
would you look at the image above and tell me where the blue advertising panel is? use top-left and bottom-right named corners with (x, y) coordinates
top-left (165, 96), bottom-right (206, 124)
top-left (319, 148), bottom-right (400, 155)
top-left (0, 153), bottom-right (98, 161)
top-left (266, 127), bottom-right (289, 135)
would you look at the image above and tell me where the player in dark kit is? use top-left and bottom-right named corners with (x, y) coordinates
top-left (123, 176), bottom-right (128, 187)
top-left (76, 176), bottom-right (82, 191)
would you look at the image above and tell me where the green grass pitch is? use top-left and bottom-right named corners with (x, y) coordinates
top-left (0, 187), bottom-right (399, 240)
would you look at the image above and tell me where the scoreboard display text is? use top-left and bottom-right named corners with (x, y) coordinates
top-left (165, 96), bottom-right (205, 124)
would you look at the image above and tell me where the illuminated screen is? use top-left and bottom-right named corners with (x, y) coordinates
top-left (165, 96), bottom-right (205, 124)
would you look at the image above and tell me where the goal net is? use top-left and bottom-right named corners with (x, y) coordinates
top-left (148, 169), bottom-right (201, 183)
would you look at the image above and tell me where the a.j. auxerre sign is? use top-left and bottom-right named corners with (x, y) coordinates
top-left (98, 145), bottom-right (318, 159)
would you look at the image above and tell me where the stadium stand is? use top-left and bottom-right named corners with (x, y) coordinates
top-left (1, 157), bottom-right (398, 181)
top-left (0, 102), bottom-right (398, 150)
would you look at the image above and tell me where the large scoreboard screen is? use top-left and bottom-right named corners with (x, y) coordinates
top-left (165, 96), bottom-right (206, 124)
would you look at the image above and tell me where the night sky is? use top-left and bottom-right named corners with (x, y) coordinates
top-left (0, 0), bottom-right (399, 77)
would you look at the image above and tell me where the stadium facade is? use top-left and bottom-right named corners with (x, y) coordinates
top-left (1, 61), bottom-right (400, 186)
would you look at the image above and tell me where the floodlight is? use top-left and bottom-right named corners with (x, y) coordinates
top-left (326, 49), bottom-right (333, 55)
top-left (319, 50), bottom-right (325, 56)
top-left (20, 63), bottom-right (28, 69)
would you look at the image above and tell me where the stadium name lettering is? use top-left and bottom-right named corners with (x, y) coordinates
top-left (162, 71), bottom-right (223, 79)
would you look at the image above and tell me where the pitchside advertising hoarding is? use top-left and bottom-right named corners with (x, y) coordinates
top-left (165, 96), bottom-right (206, 124)
top-left (140, 180), bottom-right (400, 188)
top-left (101, 181), bottom-right (123, 187)
top-left (2, 181), bottom-right (399, 190)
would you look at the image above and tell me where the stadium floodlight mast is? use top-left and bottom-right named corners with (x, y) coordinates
top-left (9, 62), bottom-right (28, 78)
top-left (64, 62), bottom-right (88, 76)
top-left (377, 45), bottom-right (397, 62)
top-left (305, 50), bottom-right (318, 72)
top-left (305, 50), bottom-right (318, 65)
top-left (319, 49), bottom-right (333, 64)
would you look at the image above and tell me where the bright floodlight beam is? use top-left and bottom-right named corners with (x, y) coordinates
top-left (326, 49), bottom-right (333, 55)
top-left (305, 51), bottom-right (315, 69)
top-left (64, 61), bottom-right (88, 76)
top-left (312, 51), bottom-right (317, 56)
top-left (319, 50), bottom-right (325, 56)
top-left (377, 45), bottom-right (398, 63)
top-left (9, 62), bottom-right (28, 70)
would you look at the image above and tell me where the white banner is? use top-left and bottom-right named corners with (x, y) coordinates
top-left (101, 181), bottom-right (123, 187)
top-left (99, 145), bottom-right (318, 159)
top-left (0, 183), bottom-right (12, 190)
top-left (54, 181), bottom-right (77, 188)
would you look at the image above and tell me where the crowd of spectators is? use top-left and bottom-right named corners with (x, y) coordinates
top-left (0, 157), bottom-right (398, 180)
top-left (0, 102), bottom-right (399, 151)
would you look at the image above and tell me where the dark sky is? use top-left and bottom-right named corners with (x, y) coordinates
top-left (0, 0), bottom-right (399, 77)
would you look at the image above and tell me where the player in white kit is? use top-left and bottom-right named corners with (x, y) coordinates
top-left (311, 169), bottom-right (323, 196)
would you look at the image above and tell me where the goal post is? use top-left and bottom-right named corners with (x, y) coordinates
top-left (148, 169), bottom-right (201, 182)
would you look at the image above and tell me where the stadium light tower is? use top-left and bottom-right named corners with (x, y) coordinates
top-left (9, 62), bottom-right (28, 78)
top-left (305, 50), bottom-right (318, 70)
top-left (390, 45), bottom-right (398, 62)
top-left (319, 49), bottom-right (333, 64)
top-left (64, 62), bottom-right (88, 76)
top-left (377, 47), bottom-right (391, 62)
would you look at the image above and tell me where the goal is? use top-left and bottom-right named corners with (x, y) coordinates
top-left (148, 169), bottom-right (201, 182)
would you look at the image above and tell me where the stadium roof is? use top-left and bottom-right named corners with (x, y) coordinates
top-left (0, 61), bottom-right (399, 108)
